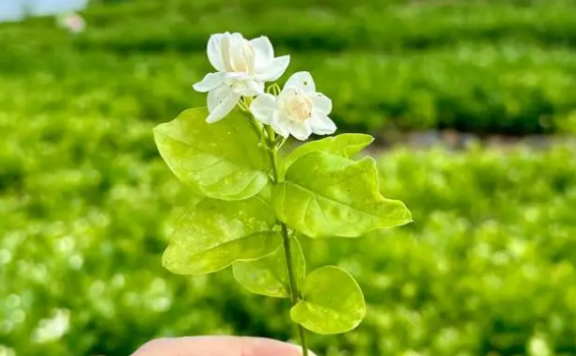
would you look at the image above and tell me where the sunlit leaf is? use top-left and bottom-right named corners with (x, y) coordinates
top-left (153, 107), bottom-right (270, 200)
top-left (283, 133), bottom-right (374, 172)
top-left (291, 266), bottom-right (366, 334)
top-left (163, 197), bottom-right (281, 275)
top-left (233, 237), bottom-right (305, 298)
top-left (273, 152), bottom-right (412, 238)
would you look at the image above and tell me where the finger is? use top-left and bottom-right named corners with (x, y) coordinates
top-left (131, 336), bottom-right (316, 356)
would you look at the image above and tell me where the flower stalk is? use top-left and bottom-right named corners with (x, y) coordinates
top-left (265, 124), bottom-right (309, 356)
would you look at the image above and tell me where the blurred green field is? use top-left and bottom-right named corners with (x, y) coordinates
top-left (2, 117), bottom-right (576, 355)
top-left (3, 0), bottom-right (576, 134)
top-left (1, 0), bottom-right (576, 355)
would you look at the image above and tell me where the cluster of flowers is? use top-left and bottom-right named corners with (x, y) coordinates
top-left (193, 32), bottom-right (336, 141)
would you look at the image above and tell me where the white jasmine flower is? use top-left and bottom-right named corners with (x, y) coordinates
top-left (250, 72), bottom-right (336, 141)
top-left (193, 32), bottom-right (290, 123)
top-left (57, 13), bottom-right (86, 34)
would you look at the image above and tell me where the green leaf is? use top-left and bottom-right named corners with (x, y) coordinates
top-left (273, 152), bottom-right (412, 238)
top-left (153, 107), bottom-right (270, 201)
top-left (291, 266), bottom-right (366, 334)
top-left (257, 181), bottom-right (273, 206)
top-left (283, 133), bottom-right (374, 172)
top-left (233, 237), bottom-right (305, 298)
top-left (162, 197), bottom-right (281, 275)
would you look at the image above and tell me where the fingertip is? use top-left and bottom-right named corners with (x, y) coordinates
top-left (131, 336), bottom-right (318, 356)
top-left (288, 343), bottom-right (318, 356)
top-left (237, 337), bottom-right (319, 356)
top-left (241, 338), bottom-right (318, 356)
top-left (130, 338), bottom-right (177, 355)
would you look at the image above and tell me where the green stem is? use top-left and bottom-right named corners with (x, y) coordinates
top-left (266, 125), bottom-right (309, 356)
top-left (281, 223), bottom-right (309, 356)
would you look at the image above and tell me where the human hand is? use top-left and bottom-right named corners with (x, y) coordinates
top-left (131, 336), bottom-right (317, 356)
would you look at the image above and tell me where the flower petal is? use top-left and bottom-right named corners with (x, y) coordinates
top-left (250, 93), bottom-right (277, 124)
top-left (255, 55), bottom-right (290, 82)
top-left (206, 87), bottom-right (240, 123)
top-left (240, 80), bottom-right (265, 97)
top-left (228, 33), bottom-right (250, 73)
top-left (251, 36), bottom-right (274, 71)
top-left (193, 72), bottom-right (226, 93)
top-left (220, 32), bottom-right (234, 72)
top-left (310, 113), bottom-right (337, 135)
top-left (208, 84), bottom-right (232, 112)
top-left (276, 87), bottom-right (298, 109)
top-left (289, 121), bottom-right (313, 141)
top-left (311, 92), bottom-right (332, 115)
top-left (284, 71), bottom-right (315, 94)
top-left (207, 33), bottom-right (228, 72)
top-left (271, 112), bottom-right (291, 138)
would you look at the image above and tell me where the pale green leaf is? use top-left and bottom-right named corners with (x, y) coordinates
top-left (273, 152), bottom-right (412, 238)
top-left (290, 266), bottom-right (366, 334)
top-left (233, 237), bottom-right (305, 298)
top-left (283, 133), bottom-right (374, 172)
top-left (163, 197), bottom-right (281, 275)
top-left (153, 107), bottom-right (270, 200)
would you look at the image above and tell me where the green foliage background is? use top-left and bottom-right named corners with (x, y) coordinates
top-left (1, 0), bottom-right (576, 355)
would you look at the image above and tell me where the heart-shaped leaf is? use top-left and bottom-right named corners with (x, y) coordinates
top-left (283, 133), bottom-right (374, 172)
top-left (291, 266), bottom-right (366, 334)
top-left (233, 237), bottom-right (305, 298)
top-left (273, 152), bottom-right (412, 238)
top-left (154, 107), bottom-right (271, 200)
top-left (163, 197), bottom-right (281, 275)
